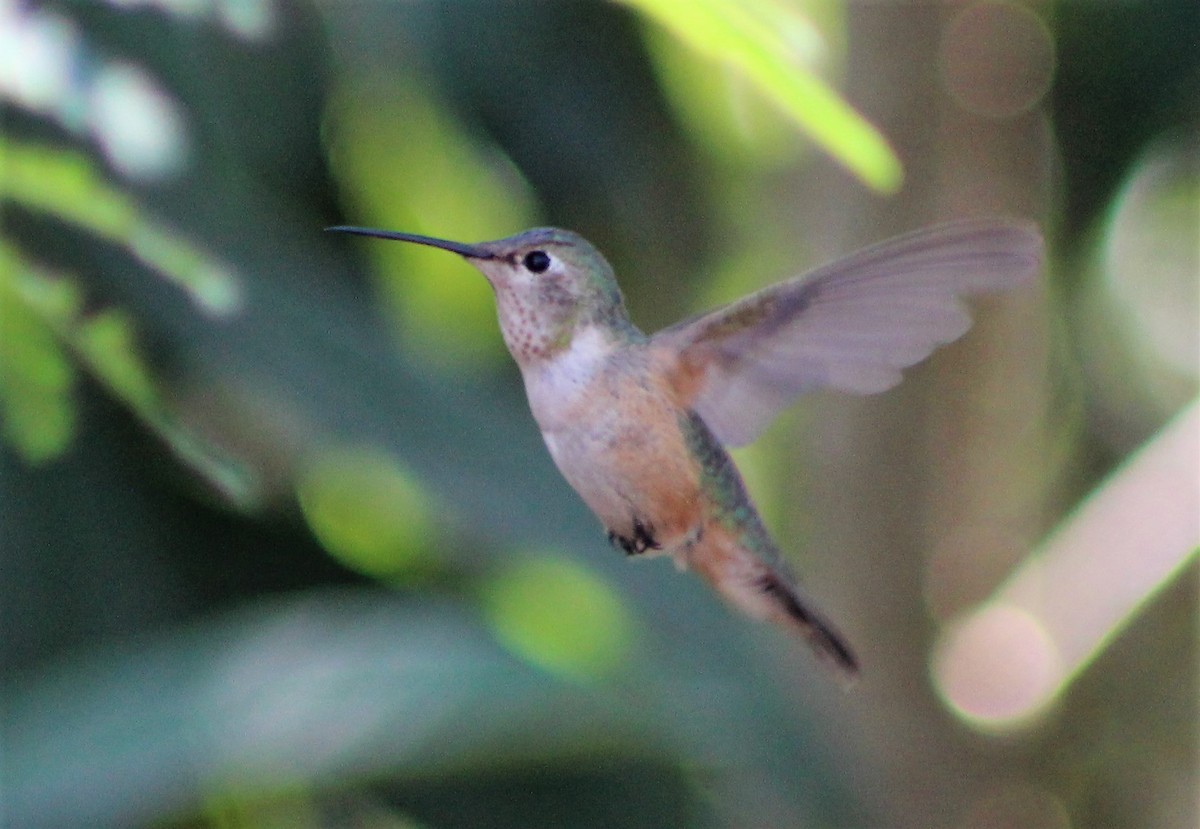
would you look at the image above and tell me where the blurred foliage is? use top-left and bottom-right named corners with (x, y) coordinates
top-left (326, 81), bottom-right (539, 370)
top-left (0, 138), bottom-right (241, 314)
top-left (0, 248), bottom-right (77, 462)
top-left (1, 1), bottom-right (1197, 829)
top-left (296, 445), bottom-right (437, 579)
top-left (480, 553), bottom-right (638, 682)
top-left (620, 0), bottom-right (902, 192)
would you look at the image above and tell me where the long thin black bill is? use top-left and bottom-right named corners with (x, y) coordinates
top-left (326, 226), bottom-right (493, 259)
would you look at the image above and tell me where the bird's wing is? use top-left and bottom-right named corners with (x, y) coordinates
top-left (653, 219), bottom-right (1043, 447)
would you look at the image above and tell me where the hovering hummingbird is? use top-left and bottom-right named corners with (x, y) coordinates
top-left (327, 219), bottom-right (1042, 682)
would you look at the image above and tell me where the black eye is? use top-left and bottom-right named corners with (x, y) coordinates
top-left (523, 250), bottom-right (551, 273)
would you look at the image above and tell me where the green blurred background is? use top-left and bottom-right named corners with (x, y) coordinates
top-left (1, 1), bottom-right (1197, 828)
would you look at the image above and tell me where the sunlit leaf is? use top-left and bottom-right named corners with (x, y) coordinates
top-left (75, 310), bottom-right (158, 412)
top-left (0, 138), bottom-right (241, 315)
top-left (0, 253), bottom-right (77, 463)
top-left (640, 23), bottom-right (805, 167)
top-left (619, 0), bottom-right (903, 192)
top-left (0, 246), bottom-right (258, 504)
top-left (933, 400), bottom-right (1200, 728)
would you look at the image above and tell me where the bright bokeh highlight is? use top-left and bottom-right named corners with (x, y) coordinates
top-left (481, 555), bottom-right (637, 682)
top-left (298, 447), bottom-right (437, 579)
top-left (934, 400), bottom-right (1200, 728)
top-left (1102, 139), bottom-right (1199, 381)
top-left (88, 62), bottom-right (189, 180)
top-left (0, 1), bottom-right (192, 180)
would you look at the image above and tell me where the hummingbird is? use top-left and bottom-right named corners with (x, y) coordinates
top-left (327, 219), bottom-right (1043, 682)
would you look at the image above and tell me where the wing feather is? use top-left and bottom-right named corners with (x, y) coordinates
top-left (655, 219), bottom-right (1043, 446)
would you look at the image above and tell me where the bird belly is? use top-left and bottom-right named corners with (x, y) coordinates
top-left (539, 402), bottom-right (703, 556)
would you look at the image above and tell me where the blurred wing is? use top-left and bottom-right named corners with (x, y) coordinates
top-left (655, 219), bottom-right (1043, 447)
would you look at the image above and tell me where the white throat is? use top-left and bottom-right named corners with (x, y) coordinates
top-left (521, 325), bottom-right (614, 430)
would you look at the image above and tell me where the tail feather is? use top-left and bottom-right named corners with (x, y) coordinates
top-left (756, 569), bottom-right (860, 684)
top-left (687, 526), bottom-right (859, 685)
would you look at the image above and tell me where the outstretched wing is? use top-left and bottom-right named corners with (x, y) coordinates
top-left (654, 219), bottom-right (1043, 447)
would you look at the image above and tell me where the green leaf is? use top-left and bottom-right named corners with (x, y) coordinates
top-left (620, 0), bottom-right (903, 192)
top-left (0, 246), bottom-right (258, 504)
top-left (75, 310), bottom-right (159, 413)
top-left (0, 288), bottom-right (76, 462)
top-left (0, 247), bottom-right (78, 462)
top-left (0, 138), bottom-right (242, 315)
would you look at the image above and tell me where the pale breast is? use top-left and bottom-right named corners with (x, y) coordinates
top-left (525, 338), bottom-right (705, 546)
top-left (522, 325), bottom-right (611, 433)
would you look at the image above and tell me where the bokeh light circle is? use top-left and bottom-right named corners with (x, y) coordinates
top-left (933, 603), bottom-right (1063, 728)
top-left (940, 1), bottom-right (1055, 119)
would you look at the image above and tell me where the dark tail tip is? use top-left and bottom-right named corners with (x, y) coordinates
top-left (759, 572), bottom-right (860, 686)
